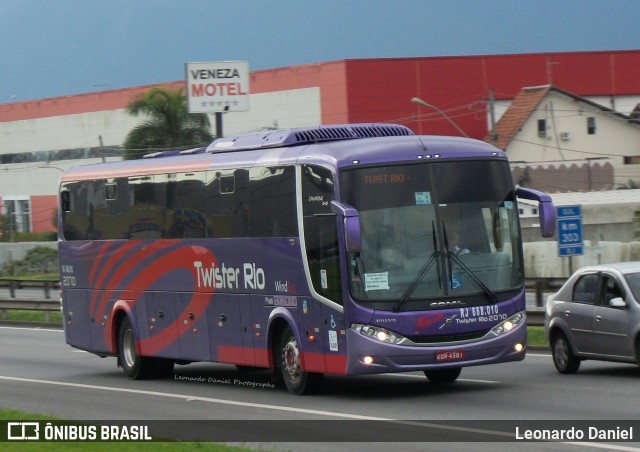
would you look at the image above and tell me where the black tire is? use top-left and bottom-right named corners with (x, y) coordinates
top-left (424, 367), bottom-right (462, 383)
top-left (117, 316), bottom-right (174, 379)
top-left (551, 332), bottom-right (581, 374)
top-left (279, 326), bottom-right (323, 395)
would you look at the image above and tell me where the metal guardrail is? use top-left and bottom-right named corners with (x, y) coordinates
top-left (0, 280), bottom-right (61, 323)
top-left (0, 299), bottom-right (60, 323)
top-left (0, 279), bottom-right (60, 299)
top-left (0, 278), bottom-right (558, 326)
top-left (526, 307), bottom-right (545, 326)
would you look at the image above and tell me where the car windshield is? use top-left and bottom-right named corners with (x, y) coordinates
top-left (341, 160), bottom-right (524, 310)
top-left (623, 272), bottom-right (640, 301)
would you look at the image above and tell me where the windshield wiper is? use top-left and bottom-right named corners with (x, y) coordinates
top-left (393, 222), bottom-right (441, 312)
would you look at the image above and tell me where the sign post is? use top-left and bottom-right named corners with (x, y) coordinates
top-left (557, 205), bottom-right (583, 273)
top-left (557, 205), bottom-right (583, 256)
top-left (185, 61), bottom-right (250, 138)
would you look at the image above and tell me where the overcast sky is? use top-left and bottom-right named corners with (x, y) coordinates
top-left (2, 0), bottom-right (639, 102)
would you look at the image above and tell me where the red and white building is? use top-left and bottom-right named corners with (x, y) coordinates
top-left (1, 50), bottom-right (639, 233)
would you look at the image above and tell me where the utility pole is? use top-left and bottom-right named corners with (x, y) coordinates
top-left (215, 112), bottom-right (223, 139)
top-left (488, 89), bottom-right (498, 146)
top-left (98, 135), bottom-right (105, 162)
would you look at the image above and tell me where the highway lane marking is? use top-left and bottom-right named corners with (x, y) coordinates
top-left (0, 326), bottom-right (63, 333)
top-left (397, 373), bottom-right (499, 384)
top-left (0, 374), bottom-right (499, 423)
top-left (2, 375), bottom-right (639, 450)
top-left (526, 352), bottom-right (552, 358)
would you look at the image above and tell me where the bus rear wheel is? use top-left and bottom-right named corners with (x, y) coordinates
top-left (424, 367), bottom-right (461, 383)
top-left (279, 326), bottom-right (323, 395)
top-left (117, 316), bottom-right (174, 380)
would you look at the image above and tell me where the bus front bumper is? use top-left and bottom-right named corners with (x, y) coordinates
top-left (344, 321), bottom-right (526, 375)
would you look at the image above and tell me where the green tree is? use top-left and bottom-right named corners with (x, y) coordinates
top-left (123, 86), bottom-right (214, 160)
top-left (616, 179), bottom-right (640, 189)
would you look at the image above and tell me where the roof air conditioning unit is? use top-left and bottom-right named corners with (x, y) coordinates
top-left (561, 132), bottom-right (572, 140)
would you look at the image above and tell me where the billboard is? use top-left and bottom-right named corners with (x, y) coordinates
top-left (186, 61), bottom-right (249, 113)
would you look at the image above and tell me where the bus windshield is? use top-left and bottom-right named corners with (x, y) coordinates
top-left (341, 160), bottom-right (523, 309)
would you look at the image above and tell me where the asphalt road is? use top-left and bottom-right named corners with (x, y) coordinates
top-left (1, 325), bottom-right (639, 451)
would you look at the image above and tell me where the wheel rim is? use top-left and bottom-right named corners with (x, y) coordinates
top-left (554, 337), bottom-right (569, 369)
top-left (122, 328), bottom-right (137, 368)
top-left (282, 337), bottom-right (301, 383)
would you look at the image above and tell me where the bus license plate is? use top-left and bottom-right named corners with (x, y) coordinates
top-left (435, 349), bottom-right (464, 362)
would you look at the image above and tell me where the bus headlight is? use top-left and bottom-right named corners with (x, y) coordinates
top-left (351, 323), bottom-right (407, 345)
top-left (490, 312), bottom-right (525, 336)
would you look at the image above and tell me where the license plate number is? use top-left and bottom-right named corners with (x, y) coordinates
top-left (435, 349), bottom-right (464, 362)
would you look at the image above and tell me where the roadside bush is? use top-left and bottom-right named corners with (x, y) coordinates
top-left (1, 246), bottom-right (58, 276)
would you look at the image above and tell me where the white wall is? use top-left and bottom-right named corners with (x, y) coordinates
top-left (524, 240), bottom-right (640, 278)
top-left (0, 88), bottom-right (321, 156)
top-left (0, 87), bottom-right (322, 199)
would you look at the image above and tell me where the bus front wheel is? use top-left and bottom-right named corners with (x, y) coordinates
top-left (279, 326), bottom-right (323, 395)
top-left (117, 316), bottom-right (174, 380)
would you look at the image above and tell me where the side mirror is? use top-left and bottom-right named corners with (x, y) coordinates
top-left (516, 186), bottom-right (556, 238)
top-left (330, 201), bottom-right (362, 253)
top-left (538, 200), bottom-right (556, 238)
top-left (609, 297), bottom-right (626, 308)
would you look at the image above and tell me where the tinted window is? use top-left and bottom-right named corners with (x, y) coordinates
top-left (61, 181), bottom-right (88, 240)
top-left (572, 274), bottom-right (598, 304)
top-left (167, 173), bottom-right (207, 238)
top-left (61, 166), bottom-right (297, 241)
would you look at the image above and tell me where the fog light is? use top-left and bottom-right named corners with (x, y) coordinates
top-left (515, 343), bottom-right (524, 352)
top-left (363, 356), bottom-right (374, 365)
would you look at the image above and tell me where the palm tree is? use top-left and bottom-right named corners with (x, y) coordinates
top-left (123, 86), bottom-right (214, 160)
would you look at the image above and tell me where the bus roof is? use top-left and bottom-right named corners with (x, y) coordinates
top-left (60, 123), bottom-right (506, 182)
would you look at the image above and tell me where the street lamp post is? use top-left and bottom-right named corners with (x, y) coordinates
top-left (410, 97), bottom-right (469, 138)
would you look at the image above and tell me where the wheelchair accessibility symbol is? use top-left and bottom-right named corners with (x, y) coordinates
top-left (450, 272), bottom-right (463, 289)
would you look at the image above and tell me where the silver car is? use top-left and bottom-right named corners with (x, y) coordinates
top-left (545, 262), bottom-right (640, 373)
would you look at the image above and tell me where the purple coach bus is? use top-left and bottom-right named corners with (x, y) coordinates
top-left (58, 123), bottom-right (555, 394)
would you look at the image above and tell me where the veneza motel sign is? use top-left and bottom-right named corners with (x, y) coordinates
top-left (186, 61), bottom-right (249, 113)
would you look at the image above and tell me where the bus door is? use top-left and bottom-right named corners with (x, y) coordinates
top-left (293, 296), bottom-right (326, 373)
top-left (321, 304), bottom-right (347, 374)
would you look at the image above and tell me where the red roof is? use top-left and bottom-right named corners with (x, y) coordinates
top-left (491, 85), bottom-right (551, 149)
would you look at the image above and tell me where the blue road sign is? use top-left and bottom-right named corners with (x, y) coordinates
top-left (557, 205), bottom-right (583, 256)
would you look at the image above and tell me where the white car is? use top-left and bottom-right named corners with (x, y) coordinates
top-left (545, 262), bottom-right (640, 373)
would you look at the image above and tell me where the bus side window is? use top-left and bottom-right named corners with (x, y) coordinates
top-left (61, 181), bottom-right (88, 241)
top-left (248, 166), bottom-right (297, 237)
top-left (60, 191), bottom-right (71, 212)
